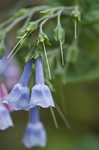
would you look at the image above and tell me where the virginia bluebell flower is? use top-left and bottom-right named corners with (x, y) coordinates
top-left (23, 106), bottom-right (46, 148)
top-left (28, 56), bottom-right (55, 109)
top-left (4, 60), bottom-right (32, 111)
top-left (0, 97), bottom-right (13, 130)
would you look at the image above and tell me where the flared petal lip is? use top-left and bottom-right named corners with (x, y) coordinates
top-left (0, 105), bottom-right (14, 130)
top-left (26, 84), bottom-right (55, 110)
top-left (3, 100), bottom-right (29, 111)
top-left (26, 102), bottom-right (55, 111)
top-left (22, 122), bottom-right (46, 148)
top-left (0, 121), bottom-right (14, 130)
top-left (3, 83), bottom-right (30, 111)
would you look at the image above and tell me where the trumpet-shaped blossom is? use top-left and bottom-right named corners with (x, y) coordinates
top-left (4, 60), bottom-right (32, 111)
top-left (28, 56), bottom-right (55, 109)
top-left (23, 106), bottom-right (46, 148)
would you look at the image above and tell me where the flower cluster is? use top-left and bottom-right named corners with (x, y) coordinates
top-left (0, 4), bottom-right (82, 149)
top-left (1, 53), bottom-right (55, 148)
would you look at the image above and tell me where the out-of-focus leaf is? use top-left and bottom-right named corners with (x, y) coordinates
top-left (63, 51), bottom-right (99, 83)
top-left (83, 9), bottom-right (99, 25)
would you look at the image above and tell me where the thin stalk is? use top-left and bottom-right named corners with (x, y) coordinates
top-left (56, 104), bottom-right (71, 128)
top-left (7, 33), bottom-right (27, 59)
top-left (43, 42), bottom-right (51, 80)
top-left (60, 40), bottom-right (64, 66)
top-left (74, 20), bottom-right (77, 40)
top-left (50, 107), bottom-right (58, 128)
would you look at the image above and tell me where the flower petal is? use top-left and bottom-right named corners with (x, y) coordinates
top-left (0, 103), bottom-right (13, 130)
top-left (4, 83), bottom-right (30, 111)
top-left (23, 122), bottom-right (46, 148)
top-left (28, 84), bottom-right (55, 109)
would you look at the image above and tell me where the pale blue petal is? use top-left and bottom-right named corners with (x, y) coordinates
top-left (23, 122), bottom-right (46, 148)
top-left (0, 102), bottom-right (13, 130)
top-left (4, 83), bottom-right (30, 111)
top-left (28, 84), bottom-right (55, 109)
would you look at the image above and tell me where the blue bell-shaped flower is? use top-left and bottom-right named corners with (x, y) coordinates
top-left (4, 60), bottom-right (32, 111)
top-left (23, 106), bottom-right (46, 148)
top-left (27, 56), bottom-right (55, 109)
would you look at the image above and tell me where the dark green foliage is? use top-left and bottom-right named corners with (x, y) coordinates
top-left (0, 1), bottom-right (99, 84)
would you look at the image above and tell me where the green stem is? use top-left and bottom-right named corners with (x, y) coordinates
top-left (43, 42), bottom-right (51, 80)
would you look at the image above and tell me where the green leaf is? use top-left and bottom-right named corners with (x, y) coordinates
top-left (83, 9), bottom-right (99, 24)
top-left (63, 51), bottom-right (99, 84)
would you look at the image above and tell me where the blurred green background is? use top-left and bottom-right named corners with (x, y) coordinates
top-left (1, 0), bottom-right (99, 150)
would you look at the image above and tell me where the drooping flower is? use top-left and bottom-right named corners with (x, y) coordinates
top-left (4, 60), bottom-right (32, 111)
top-left (0, 83), bottom-right (13, 112)
top-left (28, 56), bottom-right (55, 109)
top-left (0, 85), bottom-right (13, 130)
top-left (23, 106), bottom-right (46, 148)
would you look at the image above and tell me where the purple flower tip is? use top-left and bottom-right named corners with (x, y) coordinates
top-left (23, 121), bottom-right (46, 148)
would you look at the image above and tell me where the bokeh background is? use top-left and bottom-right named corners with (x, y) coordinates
top-left (0, 0), bottom-right (99, 150)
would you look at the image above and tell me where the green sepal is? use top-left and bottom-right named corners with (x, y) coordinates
top-left (71, 6), bottom-right (81, 22)
top-left (26, 48), bottom-right (43, 63)
top-left (38, 31), bottom-right (51, 46)
top-left (26, 22), bottom-right (38, 33)
top-left (54, 24), bottom-right (65, 43)
top-left (32, 50), bottom-right (42, 60)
